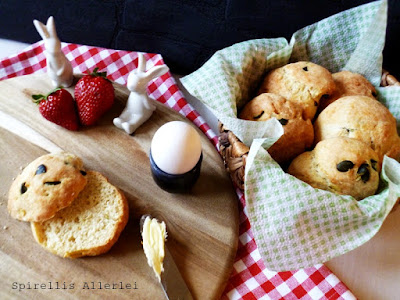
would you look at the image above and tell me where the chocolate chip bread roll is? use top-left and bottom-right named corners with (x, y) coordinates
top-left (258, 61), bottom-right (336, 120)
top-left (8, 152), bottom-right (87, 222)
top-left (288, 137), bottom-right (380, 200)
top-left (314, 95), bottom-right (400, 166)
top-left (239, 93), bottom-right (314, 164)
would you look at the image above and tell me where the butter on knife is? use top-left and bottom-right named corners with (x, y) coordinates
top-left (141, 215), bottom-right (167, 282)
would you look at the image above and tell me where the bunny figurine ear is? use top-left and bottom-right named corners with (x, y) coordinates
top-left (137, 53), bottom-right (147, 72)
top-left (33, 16), bottom-right (57, 39)
top-left (136, 53), bottom-right (169, 79)
top-left (33, 19), bottom-right (49, 40)
top-left (46, 16), bottom-right (58, 39)
top-left (146, 64), bottom-right (169, 81)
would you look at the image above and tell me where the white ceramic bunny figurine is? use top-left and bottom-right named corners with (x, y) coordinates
top-left (33, 16), bottom-right (73, 88)
top-left (113, 53), bottom-right (169, 134)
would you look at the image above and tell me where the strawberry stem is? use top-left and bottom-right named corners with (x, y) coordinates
top-left (32, 87), bottom-right (62, 104)
top-left (86, 67), bottom-right (110, 82)
top-left (32, 94), bottom-right (45, 104)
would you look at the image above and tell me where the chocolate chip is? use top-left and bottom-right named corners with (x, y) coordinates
top-left (21, 182), bottom-right (27, 194)
top-left (278, 118), bottom-right (288, 125)
top-left (35, 164), bottom-right (47, 175)
top-left (342, 127), bottom-right (354, 135)
top-left (372, 91), bottom-right (377, 98)
top-left (44, 181), bottom-right (61, 185)
top-left (253, 111), bottom-right (265, 120)
top-left (336, 160), bottom-right (355, 172)
top-left (358, 163), bottom-right (369, 173)
top-left (303, 66), bottom-right (308, 71)
top-left (314, 101), bottom-right (318, 106)
top-left (357, 163), bottom-right (370, 183)
top-left (370, 159), bottom-right (378, 171)
top-left (361, 171), bottom-right (370, 183)
top-left (80, 170), bottom-right (87, 176)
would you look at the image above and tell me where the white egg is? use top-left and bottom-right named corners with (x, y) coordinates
top-left (150, 121), bottom-right (202, 175)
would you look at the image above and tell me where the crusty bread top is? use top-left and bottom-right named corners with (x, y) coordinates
top-left (314, 95), bottom-right (400, 165)
top-left (239, 93), bottom-right (302, 122)
top-left (8, 152), bottom-right (87, 222)
top-left (319, 70), bottom-right (377, 111)
top-left (258, 61), bottom-right (336, 120)
top-left (31, 171), bottom-right (129, 258)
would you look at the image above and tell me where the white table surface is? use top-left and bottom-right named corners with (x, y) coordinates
top-left (0, 39), bottom-right (29, 59)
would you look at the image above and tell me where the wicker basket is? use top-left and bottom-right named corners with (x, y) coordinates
top-left (218, 70), bottom-right (400, 190)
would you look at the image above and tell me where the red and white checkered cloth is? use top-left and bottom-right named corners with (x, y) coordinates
top-left (0, 42), bottom-right (356, 300)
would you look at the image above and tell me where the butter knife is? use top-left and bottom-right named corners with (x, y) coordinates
top-left (160, 245), bottom-right (193, 300)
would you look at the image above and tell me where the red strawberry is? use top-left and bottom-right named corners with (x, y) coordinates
top-left (32, 88), bottom-right (79, 131)
top-left (74, 68), bottom-right (115, 126)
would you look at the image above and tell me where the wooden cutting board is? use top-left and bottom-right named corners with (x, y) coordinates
top-left (0, 74), bottom-right (239, 300)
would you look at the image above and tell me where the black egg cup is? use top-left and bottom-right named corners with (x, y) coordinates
top-left (149, 150), bottom-right (203, 193)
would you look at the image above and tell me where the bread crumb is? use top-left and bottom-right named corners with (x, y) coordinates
top-left (3, 226), bottom-right (8, 230)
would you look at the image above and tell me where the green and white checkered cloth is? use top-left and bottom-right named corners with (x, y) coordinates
top-left (181, 0), bottom-right (400, 271)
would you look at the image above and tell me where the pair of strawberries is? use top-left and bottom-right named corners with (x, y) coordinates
top-left (32, 68), bottom-right (115, 131)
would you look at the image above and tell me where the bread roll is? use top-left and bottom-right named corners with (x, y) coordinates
top-left (288, 137), bottom-right (380, 200)
top-left (8, 152), bottom-right (87, 222)
top-left (314, 95), bottom-right (400, 165)
top-left (239, 93), bottom-right (314, 163)
top-left (319, 71), bottom-right (376, 111)
top-left (258, 61), bottom-right (336, 120)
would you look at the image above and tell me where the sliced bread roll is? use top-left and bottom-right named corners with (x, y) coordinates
top-left (31, 171), bottom-right (129, 258)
